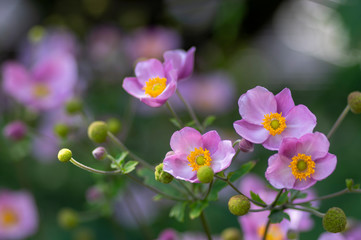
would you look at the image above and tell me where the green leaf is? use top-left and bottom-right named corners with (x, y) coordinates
top-left (346, 178), bottom-right (354, 190)
top-left (276, 191), bottom-right (289, 205)
top-left (207, 180), bottom-right (227, 201)
top-left (189, 201), bottom-right (209, 219)
top-left (122, 161), bottom-right (138, 174)
top-left (169, 202), bottom-right (188, 222)
top-left (186, 120), bottom-right (196, 127)
top-left (228, 161), bottom-right (256, 182)
top-left (111, 152), bottom-right (128, 169)
top-left (169, 118), bottom-right (181, 129)
top-left (353, 184), bottom-right (360, 190)
top-left (202, 115), bottom-right (216, 128)
top-left (153, 195), bottom-right (163, 201)
top-left (269, 210), bottom-right (290, 223)
top-left (250, 191), bottom-right (266, 206)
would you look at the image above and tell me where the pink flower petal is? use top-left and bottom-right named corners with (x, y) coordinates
top-left (262, 134), bottom-right (283, 151)
top-left (293, 178), bottom-right (316, 190)
top-left (282, 105), bottom-right (316, 139)
top-left (123, 77), bottom-right (147, 98)
top-left (312, 153), bottom-right (337, 181)
top-left (238, 86), bottom-right (277, 125)
top-left (163, 153), bottom-right (198, 182)
top-left (275, 88), bottom-right (295, 115)
top-left (296, 132), bottom-right (330, 160)
top-left (135, 58), bottom-right (165, 85)
top-left (170, 127), bottom-right (202, 155)
top-left (233, 120), bottom-right (269, 144)
top-left (163, 47), bottom-right (195, 80)
top-left (279, 137), bottom-right (299, 159)
top-left (210, 140), bottom-right (235, 173)
top-left (265, 154), bottom-right (295, 189)
top-left (202, 130), bottom-right (221, 155)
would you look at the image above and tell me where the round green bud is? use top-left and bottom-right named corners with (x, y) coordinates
top-left (155, 163), bottom-right (174, 184)
top-left (87, 121), bottom-right (108, 143)
top-left (54, 123), bottom-right (70, 139)
top-left (287, 230), bottom-right (298, 239)
top-left (65, 99), bottom-right (83, 115)
top-left (221, 227), bottom-right (242, 240)
top-left (348, 91), bottom-right (361, 114)
top-left (58, 148), bottom-right (72, 162)
top-left (58, 208), bottom-right (79, 230)
top-left (228, 195), bottom-right (250, 216)
top-left (107, 118), bottom-right (122, 134)
top-left (323, 207), bottom-right (347, 233)
top-left (197, 166), bottom-right (214, 183)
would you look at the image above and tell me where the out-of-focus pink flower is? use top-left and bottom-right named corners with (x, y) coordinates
top-left (3, 121), bottom-right (27, 141)
top-left (126, 27), bottom-right (181, 61)
top-left (318, 219), bottom-right (361, 240)
top-left (2, 53), bottom-right (77, 111)
top-left (86, 186), bottom-right (104, 203)
top-left (157, 228), bottom-right (221, 240)
top-left (158, 228), bottom-right (178, 240)
top-left (163, 47), bottom-right (195, 81)
top-left (0, 190), bottom-right (38, 239)
top-left (266, 132), bottom-right (337, 190)
top-left (163, 127), bottom-right (235, 183)
top-left (318, 232), bottom-right (345, 240)
top-left (233, 86), bottom-right (316, 150)
top-left (123, 58), bottom-right (177, 107)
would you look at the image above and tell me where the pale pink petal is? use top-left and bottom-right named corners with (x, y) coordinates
top-left (202, 130), bottom-right (221, 155)
top-left (312, 153), bottom-right (337, 181)
top-left (233, 120), bottom-right (269, 144)
top-left (123, 77), bottom-right (147, 98)
top-left (279, 137), bottom-right (299, 159)
top-left (293, 178), bottom-right (316, 190)
top-left (170, 127), bottom-right (202, 155)
top-left (163, 153), bottom-right (198, 182)
top-left (210, 140), bottom-right (235, 172)
top-left (135, 59), bottom-right (165, 85)
top-left (266, 154), bottom-right (295, 189)
top-left (163, 47), bottom-right (195, 80)
top-left (296, 132), bottom-right (330, 160)
top-left (275, 88), bottom-right (295, 115)
top-left (238, 86), bottom-right (277, 125)
top-left (281, 105), bottom-right (316, 139)
top-left (262, 134), bottom-right (283, 151)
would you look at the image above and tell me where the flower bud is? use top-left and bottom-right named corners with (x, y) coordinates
top-left (197, 166), bottom-right (214, 183)
top-left (348, 91), bottom-right (361, 114)
top-left (221, 228), bottom-right (242, 240)
top-left (65, 99), bottom-right (83, 115)
top-left (107, 118), bottom-right (122, 134)
top-left (87, 121), bottom-right (108, 143)
top-left (58, 148), bottom-right (72, 162)
top-left (3, 121), bottom-right (27, 141)
top-left (228, 195), bottom-right (250, 216)
top-left (58, 208), bottom-right (79, 230)
top-left (322, 207), bottom-right (347, 233)
top-left (239, 139), bottom-right (254, 153)
top-left (155, 163), bottom-right (174, 184)
top-left (92, 147), bottom-right (107, 161)
top-left (54, 123), bottom-right (70, 139)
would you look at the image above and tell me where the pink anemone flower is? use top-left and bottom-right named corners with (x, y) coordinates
top-left (266, 132), bottom-right (337, 190)
top-left (122, 58), bottom-right (177, 107)
top-left (163, 47), bottom-right (195, 81)
top-left (233, 86), bottom-right (316, 150)
top-left (163, 127), bottom-right (235, 183)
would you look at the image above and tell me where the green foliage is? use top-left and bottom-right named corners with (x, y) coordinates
top-left (269, 210), bottom-right (290, 223)
top-left (250, 191), bottom-right (266, 206)
top-left (169, 201), bottom-right (188, 222)
top-left (202, 115), bottom-right (216, 128)
top-left (189, 200), bottom-right (209, 219)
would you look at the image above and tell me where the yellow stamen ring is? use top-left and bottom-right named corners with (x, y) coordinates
top-left (262, 112), bottom-right (287, 136)
top-left (1, 208), bottom-right (18, 227)
top-left (142, 76), bottom-right (167, 98)
top-left (187, 147), bottom-right (212, 171)
top-left (289, 153), bottom-right (315, 181)
top-left (33, 84), bottom-right (50, 98)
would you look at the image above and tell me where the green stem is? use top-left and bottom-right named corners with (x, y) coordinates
top-left (200, 211), bottom-right (212, 240)
top-left (285, 205), bottom-right (325, 218)
top-left (107, 132), bottom-right (153, 169)
top-left (70, 158), bottom-right (121, 175)
top-left (203, 180), bottom-right (214, 201)
top-left (176, 90), bottom-right (204, 132)
top-left (270, 189), bottom-right (284, 207)
top-left (166, 101), bottom-right (184, 128)
top-left (178, 180), bottom-right (198, 200)
top-left (232, 139), bottom-right (241, 148)
top-left (262, 219), bottom-right (271, 240)
top-left (327, 105), bottom-right (350, 139)
top-left (294, 188), bottom-right (361, 205)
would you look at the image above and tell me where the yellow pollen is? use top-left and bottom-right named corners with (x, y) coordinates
top-left (187, 147), bottom-right (212, 171)
top-left (142, 76), bottom-right (167, 98)
top-left (33, 84), bottom-right (50, 98)
top-left (262, 112), bottom-right (287, 136)
top-left (1, 208), bottom-right (18, 227)
top-left (257, 224), bottom-right (284, 240)
top-left (289, 153), bottom-right (315, 181)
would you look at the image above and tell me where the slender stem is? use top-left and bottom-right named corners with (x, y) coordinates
top-left (263, 219), bottom-right (271, 240)
top-left (294, 188), bottom-right (361, 205)
top-left (178, 180), bottom-right (198, 200)
top-left (176, 90), bottom-right (204, 132)
top-left (166, 101), bottom-right (184, 128)
top-left (107, 132), bottom-right (153, 169)
top-left (232, 139), bottom-right (241, 148)
top-left (70, 158), bottom-right (122, 175)
top-left (200, 211), bottom-right (212, 240)
top-left (214, 175), bottom-right (267, 207)
top-left (286, 205), bottom-right (325, 218)
top-left (270, 189), bottom-right (284, 207)
top-left (203, 180), bottom-right (214, 201)
top-left (327, 105), bottom-right (350, 139)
